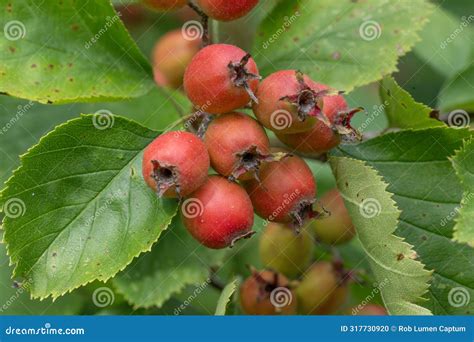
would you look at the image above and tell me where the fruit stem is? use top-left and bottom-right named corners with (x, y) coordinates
top-left (188, 1), bottom-right (211, 47)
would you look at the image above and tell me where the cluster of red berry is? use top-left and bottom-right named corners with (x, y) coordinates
top-left (141, 0), bottom-right (381, 315)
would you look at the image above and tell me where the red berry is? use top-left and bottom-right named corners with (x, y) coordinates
top-left (184, 44), bottom-right (260, 114)
top-left (142, 0), bottom-right (187, 11)
top-left (259, 222), bottom-right (314, 278)
top-left (351, 304), bottom-right (387, 316)
top-left (142, 131), bottom-right (209, 198)
top-left (204, 112), bottom-right (270, 180)
top-left (196, 0), bottom-right (259, 21)
top-left (243, 153), bottom-right (317, 226)
top-left (275, 94), bottom-right (347, 155)
top-left (240, 269), bottom-right (297, 315)
top-left (152, 29), bottom-right (201, 88)
top-left (310, 189), bottom-right (355, 245)
top-left (182, 176), bottom-right (255, 249)
top-left (253, 70), bottom-right (329, 134)
top-left (296, 261), bottom-right (348, 315)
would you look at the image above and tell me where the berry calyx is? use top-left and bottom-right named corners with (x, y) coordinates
top-left (152, 29), bottom-right (201, 88)
top-left (240, 269), bottom-right (297, 315)
top-left (243, 152), bottom-right (318, 227)
top-left (196, 0), bottom-right (259, 21)
top-left (259, 222), bottom-right (314, 278)
top-left (253, 70), bottom-right (331, 134)
top-left (142, 0), bottom-right (187, 11)
top-left (296, 261), bottom-right (349, 315)
top-left (182, 176), bottom-right (255, 249)
top-left (142, 131), bottom-right (210, 198)
top-left (184, 44), bottom-right (260, 114)
top-left (204, 112), bottom-right (278, 181)
top-left (310, 189), bottom-right (355, 245)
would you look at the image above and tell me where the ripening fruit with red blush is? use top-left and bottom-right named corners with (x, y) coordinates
top-left (296, 261), bottom-right (348, 315)
top-left (184, 44), bottom-right (260, 114)
top-left (196, 0), bottom-right (259, 21)
top-left (275, 93), bottom-right (348, 155)
top-left (152, 29), bottom-right (201, 88)
top-left (142, 0), bottom-right (187, 11)
top-left (253, 70), bottom-right (332, 134)
top-left (259, 222), bottom-right (314, 278)
top-left (351, 304), bottom-right (387, 316)
top-left (142, 131), bottom-right (210, 198)
top-left (182, 176), bottom-right (255, 249)
top-left (204, 112), bottom-right (270, 180)
top-left (240, 269), bottom-right (297, 315)
top-left (310, 189), bottom-right (355, 245)
top-left (243, 152), bottom-right (317, 226)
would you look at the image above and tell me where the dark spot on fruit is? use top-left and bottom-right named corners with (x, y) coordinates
top-left (396, 253), bottom-right (404, 261)
top-left (31, 64), bottom-right (37, 68)
top-left (345, 181), bottom-right (348, 187)
top-left (68, 77), bottom-right (74, 82)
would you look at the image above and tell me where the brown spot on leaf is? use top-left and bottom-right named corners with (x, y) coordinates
top-left (397, 253), bottom-right (404, 261)
top-left (31, 64), bottom-right (37, 68)
top-left (9, 47), bottom-right (15, 53)
top-left (71, 24), bottom-right (79, 31)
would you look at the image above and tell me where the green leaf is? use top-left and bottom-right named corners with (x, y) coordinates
top-left (380, 76), bottom-right (444, 129)
top-left (113, 217), bottom-right (227, 309)
top-left (0, 89), bottom-right (189, 185)
top-left (329, 156), bottom-right (432, 315)
top-left (0, 0), bottom-right (154, 104)
top-left (335, 127), bottom-right (474, 314)
top-left (253, 0), bottom-right (433, 92)
top-left (438, 62), bottom-right (474, 112)
top-left (0, 241), bottom-right (85, 315)
top-left (413, 8), bottom-right (474, 78)
top-left (215, 279), bottom-right (238, 316)
top-left (0, 115), bottom-right (178, 299)
top-left (451, 137), bottom-right (474, 247)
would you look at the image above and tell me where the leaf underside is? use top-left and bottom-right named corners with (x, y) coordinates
top-left (330, 156), bottom-right (432, 315)
top-left (335, 127), bottom-right (474, 314)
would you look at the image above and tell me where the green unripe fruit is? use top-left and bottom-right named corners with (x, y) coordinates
top-left (296, 261), bottom-right (348, 315)
top-left (311, 189), bottom-right (355, 245)
top-left (259, 222), bottom-right (314, 278)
